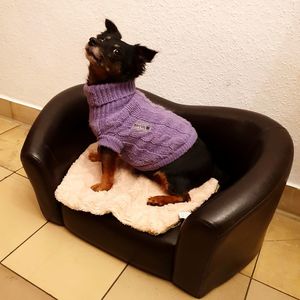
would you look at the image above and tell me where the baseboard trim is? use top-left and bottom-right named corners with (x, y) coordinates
top-left (278, 185), bottom-right (300, 217)
top-left (0, 94), bottom-right (42, 110)
top-left (287, 182), bottom-right (300, 190)
top-left (0, 96), bottom-right (41, 125)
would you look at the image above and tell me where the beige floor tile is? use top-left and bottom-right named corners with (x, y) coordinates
top-left (105, 266), bottom-right (250, 300)
top-left (241, 256), bottom-right (258, 277)
top-left (0, 264), bottom-right (55, 300)
top-left (0, 166), bottom-right (12, 180)
top-left (0, 124), bottom-right (29, 142)
top-left (247, 280), bottom-right (296, 300)
top-left (0, 174), bottom-right (46, 260)
top-left (253, 240), bottom-right (300, 299)
top-left (0, 125), bottom-right (29, 170)
top-left (265, 211), bottom-right (300, 241)
top-left (3, 223), bottom-right (126, 300)
top-left (0, 116), bottom-right (19, 134)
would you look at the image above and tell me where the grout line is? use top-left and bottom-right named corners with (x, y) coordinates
top-left (15, 173), bottom-right (28, 179)
top-left (15, 171), bottom-right (28, 179)
top-left (0, 165), bottom-right (17, 173)
top-left (0, 124), bottom-right (21, 136)
top-left (16, 166), bottom-right (24, 172)
top-left (250, 249), bottom-right (261, 278)
top-left (244, 249), bottom-right (261, 300)
top-left (244, 277), bottom-right (252, 300)
top-left (0, 172), bottom-right (14, 183)
top-left (0, 222), bottom-right (48, 263)
top-left (101, 264), bottom-right (129, 300)
top-left (251, 279), bottom-right (300, 300)
top-left (276, 209), bottom-right (300, 222)
top-left (263, 239), bottom-right (300, 243)
top-left (0, 167), bottom-right (23, 183)
top-left (0, 263), bottom-right (58, 299)
top-left (0, 167), bottom-right (28, 183)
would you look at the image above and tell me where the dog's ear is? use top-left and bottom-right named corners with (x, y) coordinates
top-left (105, 19), bottom-right (122, 39)
top-left (135, 45), bottom-right (158, 63)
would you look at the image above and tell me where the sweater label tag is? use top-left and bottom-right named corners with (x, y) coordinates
top-left (179, 211), bottom-right (191, 219)
top-left (132, 121), bottom-right (151, 133)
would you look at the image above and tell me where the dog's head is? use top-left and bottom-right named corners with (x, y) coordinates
top-left (85, 19), bottom-right (157, 84)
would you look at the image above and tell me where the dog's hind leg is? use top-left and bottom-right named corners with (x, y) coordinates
top-left (147, 193), bottom-right (191, 206)
top-left (146, 171), bottom-right (191, 206)
top-left (88, 151), bottom-right (101, 162)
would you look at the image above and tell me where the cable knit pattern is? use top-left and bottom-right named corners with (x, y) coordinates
top-left (83, 81), bottom-right (198, 171)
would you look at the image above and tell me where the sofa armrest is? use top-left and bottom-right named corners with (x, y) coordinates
top-left (172, 126), bottom-right (293, 297)
top-left (21, 84), bottom-right (95, 224)
top-left (182, 126), bottom-right (293, 231)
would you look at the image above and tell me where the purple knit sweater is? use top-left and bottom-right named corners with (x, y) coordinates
top-left (83, 81), bottom-right (197, 171)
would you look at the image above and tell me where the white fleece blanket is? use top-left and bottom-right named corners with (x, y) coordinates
top-left (55, 143), bottom-right (219, 235)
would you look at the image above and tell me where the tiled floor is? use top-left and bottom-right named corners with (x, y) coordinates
top-left (0, 115), bottom-right (299, 300)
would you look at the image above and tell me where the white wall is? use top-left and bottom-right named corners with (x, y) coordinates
top-left (0, 0), bottom-right (299, 186)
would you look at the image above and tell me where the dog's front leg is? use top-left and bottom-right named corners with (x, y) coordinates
top-left (91, 146), bottom-right (117, 192)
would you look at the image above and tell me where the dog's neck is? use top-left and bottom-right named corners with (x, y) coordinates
top-left (87, 64), bottom-right (111, 85)
top-left (87, 64), bottom-right (136, 86)
top-left (84, 80), bottom-right (136, 106)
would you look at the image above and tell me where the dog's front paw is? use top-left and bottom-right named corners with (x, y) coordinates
top-left (91, 182), bottom-right (112, 192)
top-left (88, 151), bottom-right (101, 162)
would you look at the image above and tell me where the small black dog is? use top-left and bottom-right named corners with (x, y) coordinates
top-left (85, 19), bottom-right (214, 206)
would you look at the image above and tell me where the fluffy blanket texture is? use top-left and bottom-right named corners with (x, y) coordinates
top-left (55, 143), bottom-right (219, 235)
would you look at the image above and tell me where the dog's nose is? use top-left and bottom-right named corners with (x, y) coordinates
top-left (88, 37), bottom-right (97, 46)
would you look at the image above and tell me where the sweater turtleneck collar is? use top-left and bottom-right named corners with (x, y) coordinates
top-left (83, 81), bottom-right (136, 106)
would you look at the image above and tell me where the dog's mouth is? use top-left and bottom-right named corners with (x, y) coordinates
top-left (85, 45), bottom-right (103, 64)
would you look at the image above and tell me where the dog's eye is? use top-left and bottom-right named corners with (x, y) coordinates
top-left (113, 48), bottom-right (121, 56)
top-left (97, 35), bottom-right (105, 42)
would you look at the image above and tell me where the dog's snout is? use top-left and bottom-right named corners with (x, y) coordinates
top-left (89, 37), bottom-right (97, 46)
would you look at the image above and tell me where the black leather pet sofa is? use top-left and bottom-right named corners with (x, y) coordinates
top-left (21, 85), bottom-right (293, 298)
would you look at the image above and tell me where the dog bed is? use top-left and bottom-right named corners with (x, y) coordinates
top-left (55, 143), bottom-right (219, 235)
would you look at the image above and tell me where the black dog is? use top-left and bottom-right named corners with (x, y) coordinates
top-left (85, 19), bottom-right (214, 206)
